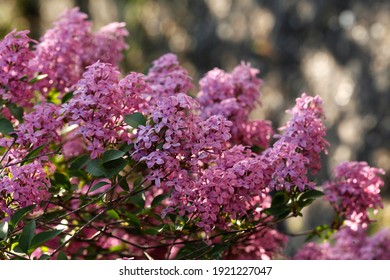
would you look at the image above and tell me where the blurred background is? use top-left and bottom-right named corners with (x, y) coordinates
top-left (1, 0), bottom-right (389, 255)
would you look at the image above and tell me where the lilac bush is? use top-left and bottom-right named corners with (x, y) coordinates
top-left (0, 8), bottom-right (388, 260)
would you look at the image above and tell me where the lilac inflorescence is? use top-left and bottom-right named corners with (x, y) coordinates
top-left (323, 161), bottom-right (385, 230)
top-left (0, 30), bottom-right (36, 107)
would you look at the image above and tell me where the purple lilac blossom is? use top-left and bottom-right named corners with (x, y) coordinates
top-left (323, 161), bottom-right (385, 230)
top-left (0, 30), bottom-right (36, 107)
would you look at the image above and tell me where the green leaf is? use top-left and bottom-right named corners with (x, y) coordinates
top-left (90, 181), bottom-right (110, 193)
top-left (143, 224), bottom-right (165, 236)
top-left (102, 150), bottom-right (125, 163)
top-left (0, 118), bottom-right (14, 135)
top-left (263, 204), bottom-right (291, 219)
top-left (61, 91), bottom-right (74, 103)
top-left (126, 213), bottom-right (141, 228)
top-left (271, 191), bottom-right (289, 207)
top-left (22, 144), bottom-right (47, 165)
top-left (118, 175), bottom-right (130, 191)
top-left (53, 172), bottom-right (71, 191)
top-left (297, 198), bottom-right (315, 209)
top-left (30, 230), bottom-right (62, 252)
top-left (299, 189), bottom-right (324, 201)
top-left (102, 158), bottom-right (127, 178)
top-left (39, 210), bottom-right (66, 223)
top-left (29, 74), bottom-right (48, 84)
top-left (176, 242), bottom-right (211, 259)
top-left (68, 169), bottom-right (88, 179)
top-left (250, 145), bottom-right (264, 153)
top-left (46, 89), bottom-right (61, 105)
top-left (119, 143), bottom-right (133, 153)
top-left (9, 204), bottom-right (36, 232)
top-left (133, 176), bottom-right (143, 188)
top-left (19, 220), bottom-right (36, 254)
top-left (69, 155), bottom-right (90, 170)
top-left (124, 112), bottom-right (147, 128)
top-left (57, 251), bottom-right (68, 260)
top-left (39, 254), bottom-right (51, 260)
top-left (151, 194), bottom-right (169, 208)
top-left (86, 159), bottom-right (105, 177)
top-left (6, 103), bottom-right (24, 121)
top-left (0, 221), bottom-right (8, 241)
top-left (107, 209), bottom-right (120, 220)
top-left (129, 192), bottom-right (145, 208)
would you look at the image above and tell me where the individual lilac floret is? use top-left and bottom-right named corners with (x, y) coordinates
top-left (0, 30), bottom-right (36, 107)
top-left (266, 93), bottom-right (329, 191)
top-left (145, 53), bottom-right (193, 106)
top-left (15, 102), bottom-right (64, 149)
top-left (33, 8), bottom-right (93, 94)
top-left (323, 161), bottom-right (385, 230)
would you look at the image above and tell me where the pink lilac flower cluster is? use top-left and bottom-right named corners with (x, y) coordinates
top-left (0, 162), bottom-right (50, 219)
top-left (133, 90), bottom-right (268, 231)
top-left (15, 102), bottom-right (64, 149)
top-left (225, 227), bottom-right (288, 260)
top-left (197, 63), bottom-right (272, 148)
top-left (86, 22), bottom-right (129, 67)
top-left (62, 62), bottom-right (148, 158)
top-left (33, 8), bottom-right (128, 95)
top-left (145, 53), bottom-right (193, 107)
top-left (264, 93), bottom-right (329, 191)
top-left (0, 30), bottom-right (36, 107)
top-left (188, 146), bottom-right (272, 231)
top-left (295, 227), bottom-right (390, 260)
top-left (323, 161), bottom-right (385, 230)
top-left (133, 93), bottom-right (231, 167)
top-left (0, 136), bottom-right (54, 219)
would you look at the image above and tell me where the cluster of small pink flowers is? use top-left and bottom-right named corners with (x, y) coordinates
top-left (276, 93), bottom-right (329, 173)
top-left (133, 93), bottom-right (201, 162)
top-left (118, 72), bottom-right (150, 114)
top-left (33, 8), bottom-right (93, 94)
top-left (197, 63), bottom-right (270, 148)
top-left (0, 162), bottom-right (50, 219)
top-left (62, 62), bottom-right (144, 158)
top-left (295, 227), bottom-right (390, 260)
top-left (0, 30), bottom-right (36, 107)
top-left (224, 227), bottom-right (288, 260)
top-left (145, 53), bottom-right (193, 107)
top-left (86, 22), bottom-right (129, 67)
top-left (293, 242), bottom-right (331, 260)
top-left (265, 93), bottom-right (329, 191)
top-left (323, 161), bottom-right (385, 230)
top-left (133, 93), bottom-right (232, 167)
top-left (232, 120), bottom-right (273, 150)
top-left (265, 142), bottom-right (315, 191)
top-left (33, 8), bottom-right (128, 95)
top-left (192, 153), bottom-right (271, 231)
top-left (15, 102), bottom-right (64, 149)
top-left (360, 228), bottom-right (390, 259)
